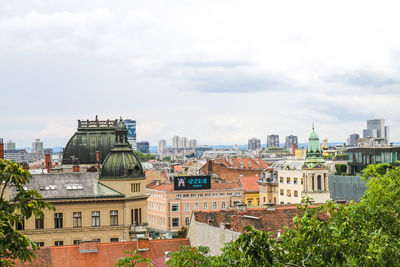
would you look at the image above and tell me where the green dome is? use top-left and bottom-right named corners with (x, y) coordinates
top-left (304, 126), bottom-right (327, 169)
top-left (100, 118), bottom-right (144, 179)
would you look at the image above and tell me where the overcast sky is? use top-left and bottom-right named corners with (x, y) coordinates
top-left (1, 0), bottom-right (400, 148)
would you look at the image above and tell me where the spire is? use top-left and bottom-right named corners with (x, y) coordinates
top-left (312, 122), bottom-right (315, 131)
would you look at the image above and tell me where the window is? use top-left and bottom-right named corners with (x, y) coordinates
top-left (16, 219), bottom-right (24, 230)
top-left (185, 203), bottom-right (190, 211)
top-left (280, 201), bottom-right (284, 204)
top-left (35, 216), bottom-right (44, 230)
top-left (194, 203), bottom-right (198, 210)
top-left (301, 178), bottom-right (304, 185)
top-left (222, 202), bottom-right (226, 210)
top-left (54, 241), bottom-right (63, 246)
top-left (212, 193), bottom-right (217, 196)
top-left (213, 202), bottom-right (217, 210)
top-left (54, 213), bottom-right (63, 229)
top-left (185, 217), bottom-right (190, 226)
top-left (176, 194), bottom-right (182, 198)
top-left (294, 190), bottom-right (298, 197)
top-left (280, 177), bottom-right (284, 183)
top-left (73, 240), bottom-right (80, 245)
top-left (110, 210), bottom-right (118, 226)
top-left (263, 197), bottom-right (266, 202)
top-left (172, 204), bottom-right (179, 212)
top-left (172, 218), bottom-right (179, 227)
top-left (287, 190), bottom-right (291, 197)
top-left (110, 238), bottom-right (119, 242)
top-left (92, 211), bottom-right (100, 227)
top-left (248, 201), bottom-right (252, 206)
top-left (203, 203), bottom-right (208, 210)
top-left (198, 194), bottom-right (203, 197)
top-left (280, 189), bottom-right (284, 196)
top-left (132, 208), bottom-right (142, 225)
top-left (73, 212), bottom-right (82, 228)
top-left (36, 242), bottom-right (45, 247)
top-left (235, 192), bottom-right (241, 196)
top-left (220, 193), bottom-right (225, 196)
top-left (131, 183), bottom-right (140, 192)
top-left (183, 194), bottom-right (189, 198)
top-left (205, 193), bottom-right (211, 197)
top-left (294, 178), bottom-right (298, 184)
top-left (287, 177), bottom-right (291, 184)
top-left (190, 194), bottom-right (196, 197)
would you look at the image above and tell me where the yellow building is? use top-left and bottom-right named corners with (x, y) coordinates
top-left (239, 176), bottom-right (260, 206)
top-left (11, 119), bottom-right (148, 247)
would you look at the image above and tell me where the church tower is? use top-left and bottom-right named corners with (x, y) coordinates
top-left (302, 124), bottom-right (330, 203)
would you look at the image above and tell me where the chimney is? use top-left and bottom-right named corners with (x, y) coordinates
top-left (207, 159), bottom-right (213, 175)
top-left (79, 240), bottom-right (98, 253)
top-left (293, 142), bottom-right (297, 156)
top-left (45, 154), bottom-right (52, 173)
top-left (72, 158), bottom-right (80, 172)
top-left (0, 138), bottom-right (3, 160)
top-left (136, 237), bottom-right (150, 251)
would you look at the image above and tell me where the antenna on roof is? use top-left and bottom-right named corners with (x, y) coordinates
top-left (312, 122), bottom-right (315, 131)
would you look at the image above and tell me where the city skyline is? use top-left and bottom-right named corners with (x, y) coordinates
top-left (1, 1), bottom-right (400, 147)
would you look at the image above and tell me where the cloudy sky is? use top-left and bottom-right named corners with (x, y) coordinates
top-left (1, 0), bottom-right (400, 148)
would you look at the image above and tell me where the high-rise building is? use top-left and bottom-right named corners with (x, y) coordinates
top-left (285, 135), bottom-right (298, 149)
top-left (5, 140), bottom-right (16, 151)
top-left (349, 134), bottom-right (360, 147)
top-left (137, 141), bottom-right (150, 153)
top-left (189, 139), bottom-right (197, 149)
top-left (32, 139), bottom-right (43, 153)
top-left (124, 119), bottom-right (137, 150)
top-left (267, 135), bottom-right (279, 147)
top-left (172, 136), bottom-right (180, 149)
top-left (362, 119), bottom-right (389, 144)
top-left (248, 138), bottom-right (261, 151)
top-left (181, 137), bottom-right (188, 149)
top-left (158, 139), bottom-right (167, 153)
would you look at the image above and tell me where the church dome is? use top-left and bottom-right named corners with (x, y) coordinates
top-left (304, 124), bottom-right (327, 169)
top-left (100, 118), bottom-right (144, 179)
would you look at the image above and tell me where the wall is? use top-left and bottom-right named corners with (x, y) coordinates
top-left (329, 175), bottom-right (366, 201)
top-left (188, 218), bottom-right (240, 255)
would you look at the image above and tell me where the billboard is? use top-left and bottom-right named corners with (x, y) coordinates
top-left (174, 176), bottom-right (211, 191)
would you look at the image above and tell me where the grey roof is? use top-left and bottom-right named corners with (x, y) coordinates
top-left (10, 172), bottom-right (124, 200)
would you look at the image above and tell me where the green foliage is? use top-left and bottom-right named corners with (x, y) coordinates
top-left (162, 156), bottom-right (171, 162)
top-left (115, 250), bottom-right (151, 267)
top-left (0, 159), bottom-right (53, 267)
top-left (133, 151), bottom-right (156, 162)
top-left (166, 246), bottom-right (216, 267)
top-left (166, 163), bottom-right (400, 266)
top-left (334, 153), bottom-right (348, 160)
top-left (334, 163), bottom-right (347, 175)
top-left (323, 154), bottom-right (333, 159)
top-left (173, 226), bottom-right (188, 238)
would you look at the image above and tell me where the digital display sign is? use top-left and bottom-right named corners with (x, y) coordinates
top-left (173, 176), bottom-right (211, 191)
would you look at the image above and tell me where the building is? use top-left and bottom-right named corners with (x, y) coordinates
top-left (15, 238), bottom-right (190, 267)
top-left (0, 138), bottom-right (4, 159)
top-left (259, 127), bottom-right (330, 204)
top-left (346, 146), bottom-right (400, 175)
top-left (188, 206), bottom-right (300, 255)
top-left (5, 140), bottom-right (16, 150)
top-left (362, 119), bottom-right (389, 144)
top-left (62, 117), bottom-right (118, 165)
top-left (285, 135), bottom-right (298, 149)
top-left (32, 139), bottom-right (43, 153)
top-left (189, 139), bottom-right (197, 149)
top-left (195, 145), bottom-right (212, 158)
top-left (239, 176), bottom-right (260, 206)
top-left (137, 141), bottom-right (150, 153)
top-left (349, 133), bottom-right (360, 147)
top-left (172, 136), bottom-right (180, 149)
top-left (181, 137), bottom-right (188, 149)
top-left (124, 119), bottom-right (137, 150)
top-left (200, 158), bottom-right (269, 183)
top-left (146, 182), bottom-right (244, 237)
top-left (248, 138), bottom-right (261, 151)
top-left (158, 139), bottom-right (167, 153)
top-left (12, 119), bottom-right (148, 246)
top-left (267, 135), bottom-right (279, 148)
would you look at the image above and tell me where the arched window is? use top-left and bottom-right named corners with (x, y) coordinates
top-left (317, 175), bottom-right (322, 190)
top-left (185, 217), bottom-right (190, 226)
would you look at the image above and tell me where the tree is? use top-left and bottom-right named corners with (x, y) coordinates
top-left (133, 151), bottom-right (156, 162)
top-left (115, 250), bottom-right (151, 267)
top-left (173, 226), bottom-right (188, 238)
top-left (166, 246), bottom-right (216, 267)
top-left (334, 163), bottom-right (347, 175)
top-left (162, 156), bottom-right (171, 162)
top-left (0, 159), bottom-right (53, 266)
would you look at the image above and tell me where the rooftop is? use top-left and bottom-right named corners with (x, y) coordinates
top-left (239, 176), bottom-right (259, 192)
top-left (148, 182), bottom-right (242, 192)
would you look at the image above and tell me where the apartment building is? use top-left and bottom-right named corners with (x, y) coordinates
top-left (146, 182), bottom-right (244, 236)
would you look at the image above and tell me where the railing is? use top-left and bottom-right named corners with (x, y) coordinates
top-left (78, 119), bottom-right (118, 128)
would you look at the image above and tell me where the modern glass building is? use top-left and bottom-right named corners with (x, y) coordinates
top-left (124, 119), bottom-right (137, 151)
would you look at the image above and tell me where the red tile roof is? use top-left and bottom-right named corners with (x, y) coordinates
top-left (148, 182), bottom-right (242, 192)
top-left (15, 239), bottom-right (190, 267)
top-left (214, 158), bottom-right (268, 170)
top-left (239, 176), bottom-right (259, 192)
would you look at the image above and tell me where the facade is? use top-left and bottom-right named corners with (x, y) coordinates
top-left (32, 139), bottom-right (43, 153)
top-left (239, 176), bottom-right (260, 206)
top-left (137, 141), bottom-right (150, 153)
top-left (124, 119), bottom-right (137, 151)
top-left (267, 135), bottom-right (279, 148)
top-left (146, 182), bottom-right (244, 235)
top-left (285, 135), bottom-right (298, 149)
top-left (346, 146), bottom-right (400, 175)
top-left (4, 149), bottom-right (44, 163)
top-left (248, 138), bottom-right (261, 151)
top-left (13, 119), bottom-right (148, 247)
top-left (5, 140), bottom-right (16, 150)
top-left (62, 117), bottom-right (118, 165)
top-left (349, 133), bottom-right (360, 147)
